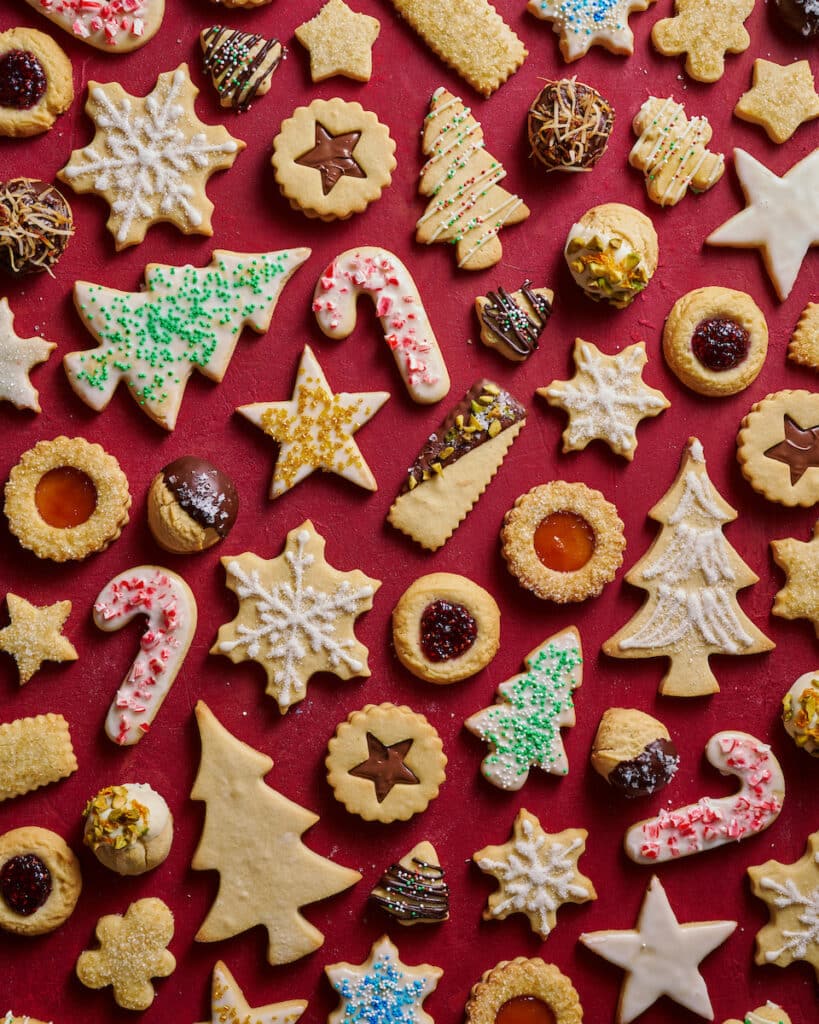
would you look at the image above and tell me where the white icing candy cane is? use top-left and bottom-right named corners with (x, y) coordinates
top-left (94, 566), bottom-right (197, 746)
top-left (312, 247), bottom-right (450, 404)
top-left (625, 731), bottom-right (784, 863)
top-left (26, 0), bottom-right (163, 48)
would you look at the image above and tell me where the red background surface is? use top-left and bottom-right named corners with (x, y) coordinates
top-left (0, 1), bottom-right (817, 1021)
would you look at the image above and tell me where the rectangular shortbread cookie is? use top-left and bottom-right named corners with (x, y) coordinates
top-left (0, 713), bottom-right (78, 801)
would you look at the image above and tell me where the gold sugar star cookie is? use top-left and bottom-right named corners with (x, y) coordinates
top-left (473, 808), bottom-right (596, 940)
top-left (772, 522), bottom-right (819, 636)
top-left (0, 594), bottom-right (78, 684)
top-left (735, 59), bottom-right (819, 144)
top-left (0, 297), bottom-right (55, 412)
top-left (788, 303), bottom-right (819, 371)
top-left (196, 960), bottom-right (307, 1024)
top-left (237, 345), bottom-right (388, 498)
top-left (295, 0), bottom-right (380, 82)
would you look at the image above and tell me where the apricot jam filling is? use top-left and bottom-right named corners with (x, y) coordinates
top-left (35, 466), bottom-right (97, 528)
top-left (533, 511), bottom-right (595, 572)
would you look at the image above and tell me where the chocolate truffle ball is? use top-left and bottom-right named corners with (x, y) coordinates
top-left (528, 79), bottom-right (614, 173)
top-left (147, 456), bottom-right (238, 554)
top-left (0, 177), bottom-right (73, 275)
top-left (775, 0), bottom-right (819, 37)
top-left (591, 707), bottom-right (679, 797)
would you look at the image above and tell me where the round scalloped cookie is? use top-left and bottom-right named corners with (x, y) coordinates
top-left (0, 826), bottom-right (81, 935)
top-left (465, 957), bottom-right (583, 1024)
top-left (737, 390), bottom-right (819, 506)
top-left (0, 28), bottom-right (73, 138)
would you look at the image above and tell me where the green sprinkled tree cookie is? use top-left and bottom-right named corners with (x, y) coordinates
top-left (465, 627), bottom-right (582, 790)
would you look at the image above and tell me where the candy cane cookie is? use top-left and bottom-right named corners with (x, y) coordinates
top-left (93, 567), bottom-right (197, 746)
top-left (624, 730), bottom-right (784, 863)
top-left (313, 248), bottom-right (450, 404)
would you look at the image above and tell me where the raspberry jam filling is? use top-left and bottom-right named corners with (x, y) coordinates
top-left (420, 600), bottom-right (478, 662)
top-left (35, 466), bottom-right (98, 528)
top-left (691, 317), bottom-right (750, 371)
top-left (0, 853), bottom-right (52, 915)
top-left (495, 996), bottom-right (557, 1024)
top-left (534, 511), bottom-right (595, 572)
top-left (0, 50), bottom-right (47, 110)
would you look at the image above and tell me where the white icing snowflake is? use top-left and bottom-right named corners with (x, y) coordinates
top-left (60, 65), bottom-right (242, 247)
top-left (760, 856), bottom-right (819, 964)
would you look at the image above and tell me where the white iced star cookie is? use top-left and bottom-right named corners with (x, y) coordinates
top-left (195, 960), bottom-right (306, 1024)
top-left (706, 147), bottom-right (819, 301)
top-left (580, 875), bottom-right (736, 1023)
top-left (527, 0), bottom-right (656, 62)
top-left (0, 298), bottom-right (55, 412)
top-left (325, 935), bottom-right (442, 1024)
top-left (539, 338), bottom-right (669, 460)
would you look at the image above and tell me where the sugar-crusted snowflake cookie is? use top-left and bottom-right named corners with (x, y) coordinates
top-left (652, 0), bottom-right (753, 83)
top-left (748, 831), bottom-right (819, 979)
top-left (195, 960), bottom-right (307, 1024)
top-left (212, 520), bottom-right (380, 713)
top-left (59, 65), bottom-right (244, 249)
top-left (325, 934), bottom-right (442, 1024)
top-left (473, 808), bottom-right (596, 939)
top-left (539, 338), bottom-right (668, 460)
top-left (527, 0), bottom-right (657, 62)
top-left (0, 298), bottom-right (55, 412)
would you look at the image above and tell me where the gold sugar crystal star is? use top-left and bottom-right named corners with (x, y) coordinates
top-left (735, 59), bottom-right (819, 144)
top-left (295, 0), bottom-right (380, 82)
top-left (0, 593), bottom-right (78, 684)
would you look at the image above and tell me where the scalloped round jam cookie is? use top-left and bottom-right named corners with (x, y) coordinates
top-left (782, 672), bottom-right (819, 756)
top-left (737, 391), bottom-right (819, 507)
top-left (528, 78), bottom-right (614, 173)
top-left (4, 436), bottom-right (131, 561)
top-left (0, 826), bottom-right (81, 935)
top-left (501, 481), bottom-right (625, 602)
top-left (0, 28), bottom-right (73, 138)
top-left (465, 958), bottom-right (583, 1024)
top-left (272, 98), bottom-right (396, 221)
top-left (663, 287), bottom-right (767, 396)
top-left (0, 178), bottom-right (73, 276)
top-left (591, 708), bottom-right (679, 797)
top-left (83, 784), bottom-right (173, 875)
top-left (147, 456), bottom-right (238, 554)
top-left (392, 573), bottom-right (500, 684)
top-left (326, 703), bottom-right (446, 823)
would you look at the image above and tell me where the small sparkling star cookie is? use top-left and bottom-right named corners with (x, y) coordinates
top-left (295, 0), bottom-right (380, 82)
top-left (0, 594), bottom-right (77, 685)
top-left (652, 0), bottom-right (753, 83)
top-left (473, 808), bottom-right (596, 940)
top-left (0, 298), bottom-right (55, 412)
top-left (734, 59), bottom-right (819, 144)
top-left (0, 28), bottom-right (73, 138)
top-left (0, 826), bottom-right (81, 935)
top-left (465, 959), bottom-right (583, 1024)
top-left (788, 303), bottom-right (819, 370)
top-left (195, 960), bottom-right (307, 1024)
top-left (527, 0), bottom-right (657, 62)
top-left (772, 521), bottom-right (819, 636)
top-left (737, 390), bottom-right (819, 506)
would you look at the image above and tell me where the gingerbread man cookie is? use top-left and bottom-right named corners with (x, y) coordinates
top-left (652, 0), bottom-right (753, 83)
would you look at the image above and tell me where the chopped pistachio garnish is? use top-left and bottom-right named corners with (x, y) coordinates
top-left (83, 785), bottom-right (150, 852)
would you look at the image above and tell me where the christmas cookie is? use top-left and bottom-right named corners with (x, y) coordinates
top-left (788, 303), bottom-right (819, 370)
top-left (539, 338), bottom-right (669, 460)
top-left (663, 287), bottom-right (768, 397)
top-left (83, 784), bottom-right (173, 875)
top-left (624, 731), bottom-right (784, 863)
top-left (3, 1014), bottom-right (50, 1023)
top-left (465, 958), bottom-right (583, 1024)
top-left (473, 808), bottom-right (596, 939)
top-left (0, 298), bottom-right (55, 412)
top-left (0, 713), bottom-right (76, 802)
top-left (724, 1007), bottom-right (792, 1024)
top-left (501, 481), bottom-right (625, 603)
top-left (629, 97), bottom-right (724, 206)
top-left (200, 26), bottom-right (283, 112)
top-left (0, 178), bottom-right (73, 277)
top-left (604, 438), bottom-right (774, 696)
top-left (738, 391), bottom-right (819, 506)
top-left (5, 436), bottom-right (131, 562)
top-left (771, 521), bottom-right (819, 636)
top-left (0, 827), bottom-right (81, 935)
top-left (196, 961), bottom-right (307, 1024)
top-left (735, 59), bottom-right (819, 144)
top-left (528, 78), bottom-right (613, 173)
top-left (564, 203), bottom-right (658, 308)
top-left (652, 0), bottom-right (752, 82)
top-left (272, 98), bottom-right (396, 221)
top-left (0, 594), bottom-right (77, 685)
top-left (475, 281), bottom-right (553, 362)
top-left (0, 28), bottom-right (73, 138)
top-left (65, 249), bottom-right (309, 431)
top-left (782, 673), bottom-right (819, 756)
top-left (465, 627), bottom-right (582, 789)
top-left (147, 456), bottom-right (238, 554)
top-left (527, 0), bottom-right (656, 61)
top-left (326, 703), bottom-right (447, 823)
top-left (388, 381), bottom-right (526, 551)
top-left (370, 841), bottom-right (449, 925)
top-left (591, 708), bottom-right (679, 798)
top-left (392, 573), bottom-right (500, 684)
top-left (23, 0), bottom-right (165, 51)
top-left (775, 0), bottom-right (819, 35)
top-left (295, 0), bottom-right (380, 82)
top-left (748, 831), bottom-right (819, 979)
top-left (212, 521), bottom-right (379, 713)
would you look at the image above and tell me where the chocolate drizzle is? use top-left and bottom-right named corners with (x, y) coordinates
top-left (609, 738), bottom-right (679, 797)
top-left (0, 178), bottom-right (73, 276)
top-left (201, 26), bottom-right (283, 112)
top-left (480, 281), bottom-right (552, 357)
top-left (162, 457), bottom-right (238, 537)
top-left (528, 79), bottom-right (614, 173)
top-left (371, 857), bottom-right (449, 923)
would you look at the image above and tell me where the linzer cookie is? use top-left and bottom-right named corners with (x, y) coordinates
top-left (387, 381), bottom-right (525, 551)
top-left (0, 178), bottom-right (73, 277)
top-left (652, 0), bottom-right (752, 82)
top-left (200, 26), bottom-right (283, 112)
top-left (528, 79), bottom-right (614, 173)
top-left (737, 391), bottom-right (819, 506)
top-left (417, 88), bottom-right (530, 271)
top-left (591, 708), bottom-right (679, 798)
top-left (370, 841), bottom-right (449, 925)
top-left (0, 713), bottom-right (77, 801)
top-left (0, 28), bottom-right (73, 138)
top-left (527, 0), bottom-right (657, 61)
top-left (0, 827), bottom-right (81, 936)
top-left (475, 281), bottom-right (553, 362)
top-left (465, 959), bottom-right (583, 1024)
top-left (147, 457), bottom-right (238, 554)
top-left (0, 298), bottom-right (55, 412)
top-left (295, 0), bottom-right (380, 82)
top-left (23, 0), bottom-right (165, 51)
top-left (0, 594), bottom-right (77, 685)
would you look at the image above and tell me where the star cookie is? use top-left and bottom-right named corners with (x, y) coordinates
top-left (748, 831), bottom-right (819, 979)
top-left (473, 808), bottom-right (596, 940)
top-left (212, 520), bottom-right (380, 713)
top-left (76, 897), bottom-right (176, 1011)
top-left (0, 298), bottom-right (55, 412)
top-left (788, 303), bottom-right (819, 370)
top-left (195, 960), bottom-right (307, 1024)
top-left (295, 0), bottom-right (380, 82)
top-left (652, 0), bottom-right (753, 82)
top-left (0, 594), bottom-right (78, 684)
top-left (539, 339), bottom-right (669, 460)
top-left (325, 934), bottom-right (442, 1024)
top-left (707, 148), bottom-right (819, 301)
top-left (772, 521), bottom-right (819, 636)
top-left (237, 345), bottom-right (389, 498)
top-left (735, 59), bottom-right (819, 144)
top-left (527, 0), bottom-right (657, 62)
top-left (580, 875), bottom-right (736, 1023)
top-left (59, 64), bottom-right (244, 250)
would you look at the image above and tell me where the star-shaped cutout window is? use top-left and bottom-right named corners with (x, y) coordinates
top-left (765, 415), bottom-right (819, 485)
top-left (295, 124), bottom-right (366, 195)
top-left (349, 732), bottom-right (420, 802)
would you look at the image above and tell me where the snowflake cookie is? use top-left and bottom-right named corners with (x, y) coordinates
top-left (212, 520), bottom-right (380, 713)
top-left (325, 934), bottom-right (442, 1024)
top-left (527, 0), bottom-right (657, 62)
top-left (539, 338), bottom-right (668, 460)
top-left (0, 298), bottom-right (55, 412)
top-left (59, 64), bottom-right (244, 249)
top-left (748, 831), bottom-right (819, 979)
top-left (473, 808), bottom-right (596, 940)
